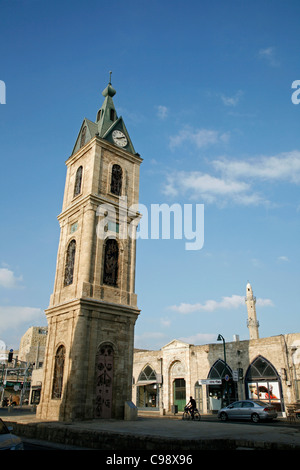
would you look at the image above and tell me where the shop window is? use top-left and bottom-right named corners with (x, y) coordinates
top-left (245, 356), bottom-right (282, 412)
top-left (137, 365), bottom-right (158, 408)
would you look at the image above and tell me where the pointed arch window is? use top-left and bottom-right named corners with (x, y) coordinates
top-left (208, 360), bottom-right (232, 379)
top-left (138, 365), bottom-right (157, 382)
top-left (103, 239), bottom-right (118, 286)
top-left (110, 164), bottom-right (122, 196)
top-left (246, 356), bottom-right (278, 380)
top-left (52, 345), bottom-right (66, 399)
top-left (73, 166), bottom-right (83, 197)
top-left (80, 125), bottom-right (87, 148)
top-left (64, 239), bottom-right (76, 286)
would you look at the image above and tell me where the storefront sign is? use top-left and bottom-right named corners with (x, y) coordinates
top-left (198, 379), bottom-right (222, 385)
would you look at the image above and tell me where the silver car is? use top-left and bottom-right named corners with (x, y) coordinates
top-left (218, 400), bottom-right (278, 423)
top-left (0, 418), bottom-right (23, 450)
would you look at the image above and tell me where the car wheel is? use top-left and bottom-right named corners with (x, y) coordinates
top-left (251, 413), bottom-right (260, 423)
top-left (220, 412), bottom-right (228, 421)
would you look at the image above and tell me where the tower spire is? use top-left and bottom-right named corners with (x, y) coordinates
top-left (245, 282), bottom-right (260, 340)
top-left (96, 73), bottom-right (117, 136)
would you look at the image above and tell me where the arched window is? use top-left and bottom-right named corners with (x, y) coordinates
top-left (52, 345), bottom-right (66, 399)
top-left (64, 239), bottom-right (76, 286)
top-left (245, 356), bottom-right (282, 411)
top-left (103, 239), bottom-right (118, 286)
top-left (208, 360), bottom-right (232, 379)
top-left (110, 164), bottom-right (122, 196)
top-left (73, 166), bottom-right (83, 197)
top-left (80, 125), bottom-right (87, 148)
top-left (138, 365), bottom-right (157, 382)
top-left (246, 356), bottom-right (279, 381)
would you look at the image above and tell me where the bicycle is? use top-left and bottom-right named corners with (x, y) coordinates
top-left (182, 405), bottom-right (201, 421)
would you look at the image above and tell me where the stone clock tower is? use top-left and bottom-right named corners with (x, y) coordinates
top-left (37, 77), bottom-right (142, 421)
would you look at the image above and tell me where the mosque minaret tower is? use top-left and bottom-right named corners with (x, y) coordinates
top-left (245, 282), bottom-right (260, 340)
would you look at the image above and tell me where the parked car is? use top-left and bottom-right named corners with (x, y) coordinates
top-left (218, 400), bottom-right (278, 423)
top-left (0, 418), bottom-right (23, 450)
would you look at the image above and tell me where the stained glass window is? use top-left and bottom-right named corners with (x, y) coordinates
top-left (52, 345), bottom-right (66, 399)
top-left (64, 240), bottom-right (76, 286)
top-left (103, 239), bottom-right (118, 286)
top-left (110, 164), bottom-right (122, 196)
top-left (73, 166), bottom-right (83, 197)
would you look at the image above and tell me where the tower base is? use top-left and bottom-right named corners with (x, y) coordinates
top-left (37, 298), bottom-right (140, 422)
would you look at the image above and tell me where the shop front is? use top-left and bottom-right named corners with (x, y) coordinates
top-left (136, 365), bottom-right (159, 409)
top-left (205, 360), bottom-right (238, 412)
top-left (245, 355), bottom-right (283, 413)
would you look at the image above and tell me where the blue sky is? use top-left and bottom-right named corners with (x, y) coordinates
top-left (0, 0), bottom-right (299, 350)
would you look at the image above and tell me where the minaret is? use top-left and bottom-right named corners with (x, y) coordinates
top-left (245, 282), bottom-right (259, 339)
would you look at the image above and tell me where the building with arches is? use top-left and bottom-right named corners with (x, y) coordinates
top-left (133, 334), bottom-right (300, 416)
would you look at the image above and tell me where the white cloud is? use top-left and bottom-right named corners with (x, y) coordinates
top-left (156, 105), bottom-right (168, 120)
top-left (163, 151), bottom-right (300, 206)
top-left (179, 333), bottom-right (216, 345)
top-left (0, 268), bottom-right (23, 289)
top-left (169, 127), bottom-right (230, 150)
top-left (213, 151), bottom-right (300, 184)
top-left (160, 317), bottom-right (171, 327)
top-left (169, 294), bottom-right (273, 315)
top-left (0, 306), bottom-right (44, 331)
top-left (134, 331), bottom-right (167, 350)
top-left (163, 171), bottom-right (263, 206)
top-left (220, 90), bottom-right (243, 107)
top-left (278, 256), bottom-right (289, 262)
top-left (258, 47), bottom-right (280, 67)
top-left (256, 298), bottom-right (274, 307)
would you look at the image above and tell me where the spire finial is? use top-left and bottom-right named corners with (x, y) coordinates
top-left (102, 73), bottom-right (116, 98)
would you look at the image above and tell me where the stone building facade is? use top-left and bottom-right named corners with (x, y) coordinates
top-left (18, 327), bottom-right (48, 367)
top-left (133, 334), bottom-right (300, 416)
top-left (37, 78), bottom-right (142, 421)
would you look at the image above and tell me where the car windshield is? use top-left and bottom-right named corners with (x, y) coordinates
top-left (0, 420), bottom-right (9, 435)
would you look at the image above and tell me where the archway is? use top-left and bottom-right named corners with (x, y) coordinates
top-left (207, 359), bottom-right (238, 411)
top-left (136, 365), bottom-right (159, 409)
top-left (245, 356), bottom-right (283, 412)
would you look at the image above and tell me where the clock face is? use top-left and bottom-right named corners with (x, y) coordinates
top-left (112, 130), bottom-right (128, 147)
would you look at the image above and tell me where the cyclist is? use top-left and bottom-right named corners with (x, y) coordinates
top-left (186, 396), bottom-right (196, 420)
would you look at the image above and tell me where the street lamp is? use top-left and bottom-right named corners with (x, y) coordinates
top-left (217, 334), bottom-right (228, 406)
top-left (217, 334), bottom-right (226, 367)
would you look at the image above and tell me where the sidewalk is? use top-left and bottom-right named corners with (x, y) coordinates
top-left (1, 406), bottom-right (300, 451)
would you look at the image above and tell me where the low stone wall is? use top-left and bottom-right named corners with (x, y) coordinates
top-left (4, 419), bottom-right (300, 451)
